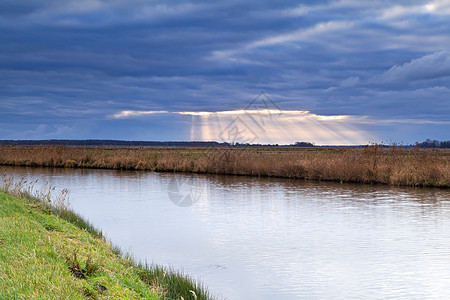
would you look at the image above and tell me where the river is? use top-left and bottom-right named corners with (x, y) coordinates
top-left (3, 166), bottom-right (450, 299)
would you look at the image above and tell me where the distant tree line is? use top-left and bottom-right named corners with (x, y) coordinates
top-left (0, 139), bottom-right (315, 148)
top-left (0, 139), bottom-right (223, 147)
top-left (416, 139), bottom-right (450, 148)
top-left (2, 139), bottom-right (448, 148)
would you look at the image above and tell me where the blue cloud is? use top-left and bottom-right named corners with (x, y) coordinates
top-left (0, 0), bottom-right (449, 143)
top-left (382, 51), bottom-right (450, 82)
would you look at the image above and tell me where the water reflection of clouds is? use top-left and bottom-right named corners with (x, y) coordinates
top-left (201, 175), bottom-right (450, 218)
top-left (4, 166), bottom-right (450, 299)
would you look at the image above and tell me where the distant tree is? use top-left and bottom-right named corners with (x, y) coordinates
top-left (441, 141), bottom-right (450, 148)
top-left (417, 139), bottom-right (450, 148)
top-left (293, 142), bottom-right (315, 147)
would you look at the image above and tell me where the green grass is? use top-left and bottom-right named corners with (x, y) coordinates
top-left (135, 263), bottom-right (211, 300)
top-left (0, 191), bottom-right (159, 299)
top-left (0, 178), bottom-right (214, 300)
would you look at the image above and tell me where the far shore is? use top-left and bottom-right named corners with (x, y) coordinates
top-left (0, 145), bottom-right (449, 188)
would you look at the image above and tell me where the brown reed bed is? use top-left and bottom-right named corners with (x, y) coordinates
top-left (0, 145), bottom-right (449, 187)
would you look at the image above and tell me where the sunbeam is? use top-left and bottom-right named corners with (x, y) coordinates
top-left (110, 109), bottom-right (376, 145)
top-left (183, 109), bottom-right (375, 145)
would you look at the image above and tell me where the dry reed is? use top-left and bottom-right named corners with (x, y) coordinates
top-left (0, 145), bottom-right (448, 187)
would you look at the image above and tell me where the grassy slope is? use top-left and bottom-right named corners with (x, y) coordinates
top-left (0, 191), bottom-right (160, 299)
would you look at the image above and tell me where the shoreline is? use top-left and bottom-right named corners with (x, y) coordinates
top-left (0, 145), bottom-right (449, 188)
top-left (0, 176), bottom-right (213, 299)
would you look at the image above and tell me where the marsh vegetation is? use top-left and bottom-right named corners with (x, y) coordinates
top-left (0, 145), bottom-right (448, 187)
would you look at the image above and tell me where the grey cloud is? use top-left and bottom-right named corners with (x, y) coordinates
top-left (340, 76), bottom-right (360, 88)
top-left (0, 0), bottom-right (449, 143)
top-left (382, 51), bottom-right (450, 82)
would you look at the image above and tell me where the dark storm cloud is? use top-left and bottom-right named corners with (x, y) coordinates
top-left (0, 0), bottom-right (449, 142)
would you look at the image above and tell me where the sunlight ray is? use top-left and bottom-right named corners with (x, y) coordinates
top-left (188, 109), bottom-right (374, 145)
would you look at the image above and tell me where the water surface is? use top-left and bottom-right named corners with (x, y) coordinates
top-left (3, 166), bottom-right (450, 299)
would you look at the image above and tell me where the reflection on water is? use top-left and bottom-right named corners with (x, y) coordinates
top-left (3, 166), bottom-right (450, 299)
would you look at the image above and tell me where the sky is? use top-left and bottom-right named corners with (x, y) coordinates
top-left (1, 0), bottom-right (449, 145)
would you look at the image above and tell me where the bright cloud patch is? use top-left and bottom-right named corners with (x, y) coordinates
top-left (113, 110), bottom-right (169, 118)
top-left (113, 109), bottom-right (374, 145)
top-left (426, 0), bottom-right (450, 15)
top-left (188, 109), bottom-right (372, 145)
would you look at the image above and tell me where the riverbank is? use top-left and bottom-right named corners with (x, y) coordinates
top-left (0, 145), bottom-right (449, 187)
top-left (0, 176), bottom-right (212, 299)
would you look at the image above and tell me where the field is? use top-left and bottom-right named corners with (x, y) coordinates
top-left (0, 145), bottom-right (449, 187)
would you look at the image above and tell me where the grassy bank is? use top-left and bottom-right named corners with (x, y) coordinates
top-left (0, 176), bottom-right (212, 299)
top-left (0, 145), bottom-right (449, 187)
